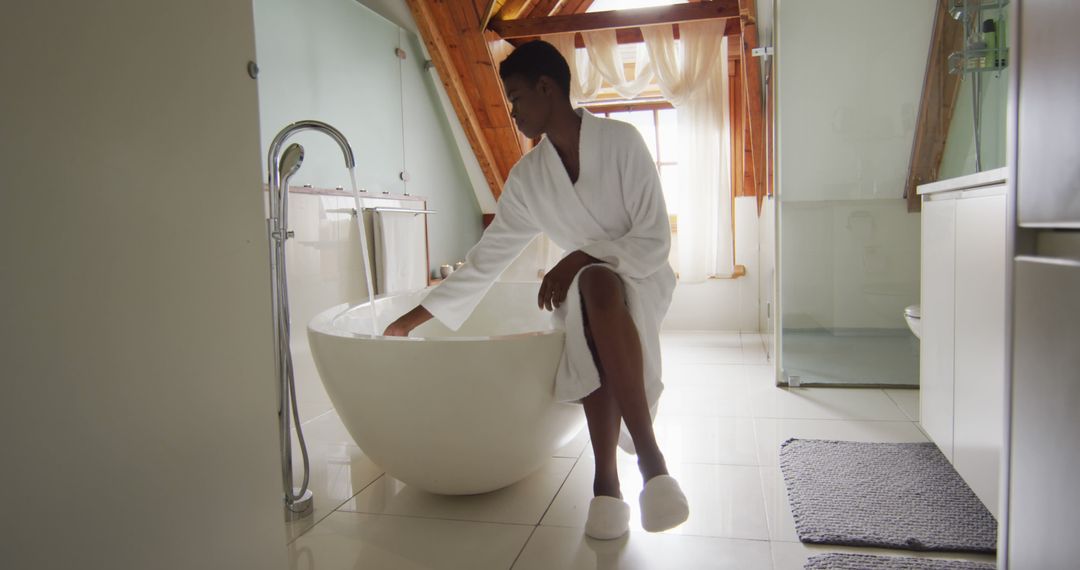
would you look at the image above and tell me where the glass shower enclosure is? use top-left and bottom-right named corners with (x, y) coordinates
top-left (774, 0), bottom-right (932, 386)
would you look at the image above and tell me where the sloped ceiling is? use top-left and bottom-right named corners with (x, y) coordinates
top-left (406, 0), bottom-right (766, 203)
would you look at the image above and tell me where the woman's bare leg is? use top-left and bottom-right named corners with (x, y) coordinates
top-left (581, 383), bottom-right (623, 498)
top-left (579, 266), bottom-right (668, 482)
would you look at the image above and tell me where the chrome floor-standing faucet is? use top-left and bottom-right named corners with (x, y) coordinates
top-left (266, 121), bottom-right (355, 520)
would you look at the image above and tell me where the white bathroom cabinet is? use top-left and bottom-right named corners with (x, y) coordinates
top-left (918, 169), bottom-right (1007, 517)
top-left (920, 196), bottom-right (957, 458)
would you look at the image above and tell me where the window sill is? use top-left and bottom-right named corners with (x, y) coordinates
top-left (674, 265), bottom-right (748, 280)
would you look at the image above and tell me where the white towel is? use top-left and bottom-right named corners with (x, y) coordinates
top-left (373, 210), bottom-right (428, 295)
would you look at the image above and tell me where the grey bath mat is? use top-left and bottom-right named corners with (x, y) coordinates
top-left (804, 553), bottom-right (996, 570)
top-left (780, 439), bottom-right (997, 553)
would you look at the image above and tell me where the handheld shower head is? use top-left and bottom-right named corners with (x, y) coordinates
top-left (279, 143), bottom-right (305, 181)
top-left (276, 143), bottom-right (305, 232)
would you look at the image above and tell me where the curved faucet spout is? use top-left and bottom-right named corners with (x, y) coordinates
top-left (267, 120), bottom-right (356, 221)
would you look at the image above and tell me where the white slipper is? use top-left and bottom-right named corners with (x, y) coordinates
top-left (584, 496), bottom-right (631, 540)
top-left (638, 475), bottom-right (689, 532)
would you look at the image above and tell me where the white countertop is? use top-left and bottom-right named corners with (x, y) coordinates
top-left (917, 167), bottom-right (1009, 196)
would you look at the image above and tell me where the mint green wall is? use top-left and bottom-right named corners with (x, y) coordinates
top-left (939, 68), bottom-right (1009, 179)
top-left (253, 0), bottom-right (482, 273)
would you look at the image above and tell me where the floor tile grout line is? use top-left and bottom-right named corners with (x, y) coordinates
top-left (329, 454), bottom-right (582, 531)
top-left (534, 447), bottom-right (586, 527)
top-left (581, 456), bottom-right (771, 469)
top-left (288, 471), bottom-right (388, 544)
top-left (756, 463), bottom-right (787, 545)
top-left (508, 525), bottom-right (539, 570)
top-left (327, 507), bottom-right (541, 528)
top-left (882, 389), bottom-right (919, 423)
top-left (298, 407), bottom-right (335, 429)
top-left (533, 519), bottom-right (778, 544)
top-left (750, 416), bottom-right (925, 423)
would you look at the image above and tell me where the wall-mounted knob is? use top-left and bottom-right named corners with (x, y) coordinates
top-left (395, 48), bottom-right (407, 60)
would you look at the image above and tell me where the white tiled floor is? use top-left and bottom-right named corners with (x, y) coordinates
top-left (285, 331), bottom-right (997, 569)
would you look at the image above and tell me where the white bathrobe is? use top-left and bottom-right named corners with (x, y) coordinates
top-left (422, 109), bottom-right (676, 411)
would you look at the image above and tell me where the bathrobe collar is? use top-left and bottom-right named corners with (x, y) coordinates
top-left (539, 109), bottom-right (610, 241)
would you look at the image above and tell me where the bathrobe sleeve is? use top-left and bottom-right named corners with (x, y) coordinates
top-left (579, 125), bottom-right (672, 280)
top-left (421, 176), bottom-right (540, 331)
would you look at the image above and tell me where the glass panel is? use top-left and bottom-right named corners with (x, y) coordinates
top-left (939, 4), bottom-right (1009, 178)
top-left (776, 0), bottom-right (926, 387)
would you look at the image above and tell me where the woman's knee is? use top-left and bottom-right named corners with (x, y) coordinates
top-left (579, 266), bottom-right (624, 313)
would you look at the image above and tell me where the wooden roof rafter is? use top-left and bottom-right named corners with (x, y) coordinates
top-left (904, 0), bottom-right (964, 212)
top-left (736, 0), bottom-right (766, 212)
top-left (406, 0), bottom-right (526, 201)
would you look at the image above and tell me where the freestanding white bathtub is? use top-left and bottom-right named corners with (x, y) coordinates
top-left (308, 282), bottom-right (586, 495)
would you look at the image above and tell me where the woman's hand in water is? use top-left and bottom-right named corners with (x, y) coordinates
top-left (538, 250), bottom-right (600, 311)
top-left (383, 305), bottom-right (434, 337)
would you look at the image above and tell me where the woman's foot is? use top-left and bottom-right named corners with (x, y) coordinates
top-left (638, 474), bottom-right (689, 532)
top-left (585, 495), bottom-right (631, 540)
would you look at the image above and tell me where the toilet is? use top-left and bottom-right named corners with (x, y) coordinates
top-left (904, 305), bottom-right (922, 339)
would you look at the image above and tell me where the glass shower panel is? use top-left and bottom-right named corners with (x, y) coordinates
top-left (776, 0), bottom-right (928, 386)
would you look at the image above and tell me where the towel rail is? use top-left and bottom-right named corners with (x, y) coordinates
top-left (326, 207), bottom-right (437, 216)
top-left (370, 206), bottom-right (437, 215)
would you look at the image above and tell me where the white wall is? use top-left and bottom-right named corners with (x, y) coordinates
top-left (1, 3), bottom-right (286, 569)
top-left (664, 197), bottom-right (762, 331)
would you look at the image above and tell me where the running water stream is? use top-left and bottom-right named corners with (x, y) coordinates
top-left (349, 168), bottom-right (379, 335)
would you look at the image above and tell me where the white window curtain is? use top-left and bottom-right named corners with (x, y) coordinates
top-left (544, 34), bottom-right (604, 105)
top-left (544, 21), bottom-right (733, 281)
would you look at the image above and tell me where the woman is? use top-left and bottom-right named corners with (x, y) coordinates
top-left (384, 40), bottom-right (688, 540)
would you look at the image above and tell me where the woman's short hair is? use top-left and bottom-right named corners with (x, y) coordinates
top-left (498, 40), bottom-right (571, 97)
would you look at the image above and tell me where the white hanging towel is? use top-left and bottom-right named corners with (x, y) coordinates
top-left (373, 209), bottom-right (428, 295)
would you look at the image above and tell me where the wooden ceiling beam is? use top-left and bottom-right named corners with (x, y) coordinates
top-left (489, 0), bottom-right (739, 39)
top-left (509, 25), bottom-right (741, 54)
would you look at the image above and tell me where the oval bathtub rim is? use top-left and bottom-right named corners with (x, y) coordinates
top-left (308, 301), bottom-right (565, 343)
